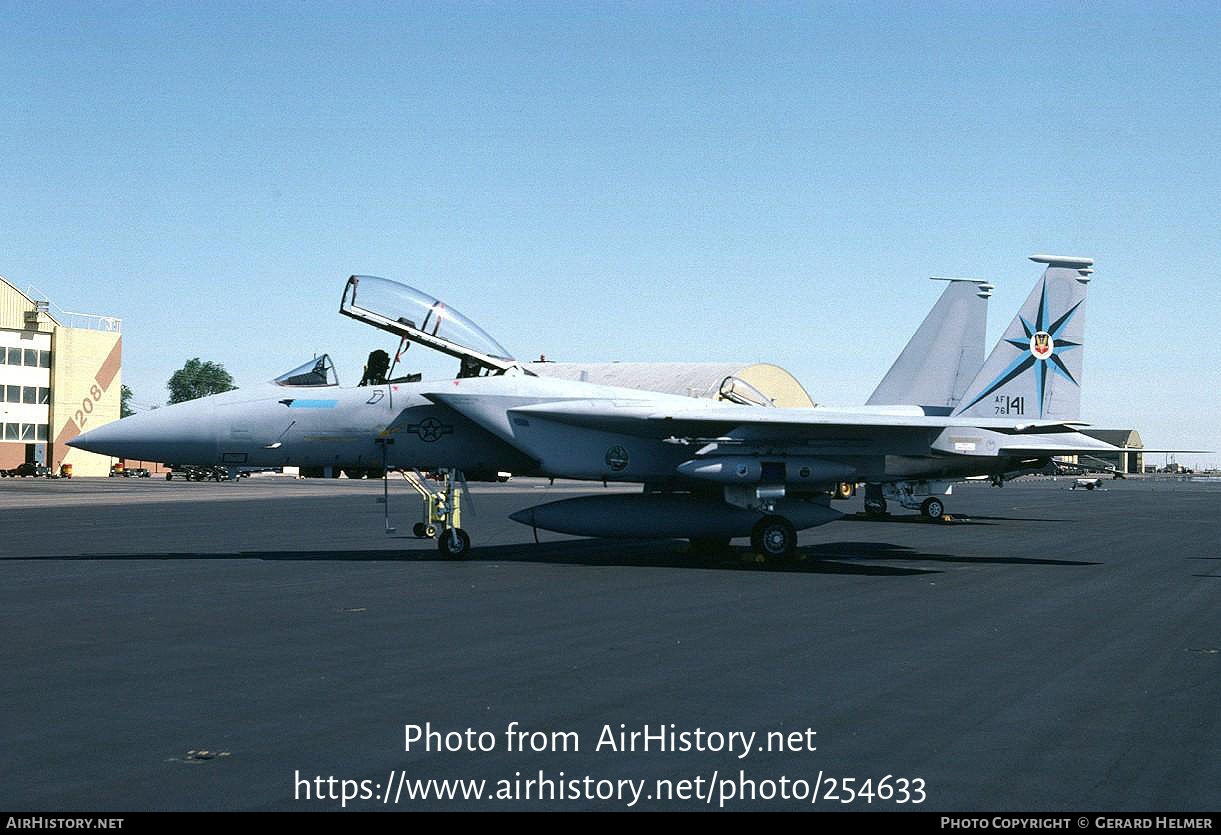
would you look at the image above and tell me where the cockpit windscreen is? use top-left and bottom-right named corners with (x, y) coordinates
top-left (273, 354), bottom-right (339, 387)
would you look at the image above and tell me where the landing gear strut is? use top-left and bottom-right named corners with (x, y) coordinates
top-left (863, 483), bottom-right (888, 516)
top-left (404, 469), bottom-right (471, 558)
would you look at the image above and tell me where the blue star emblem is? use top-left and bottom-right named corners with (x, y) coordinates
top-left (960, 279), bottom-right (1083, 417)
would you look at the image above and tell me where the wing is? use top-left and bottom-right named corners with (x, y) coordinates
top-left (508, 399), bottom-right (1087, 438)
top-left (425, 390), bottom-right (1106, 461)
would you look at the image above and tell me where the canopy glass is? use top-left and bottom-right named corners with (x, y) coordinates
top-left (273, 354), bottom-right (339, 387)
top-left (342, 276), bottom-right (513, 361)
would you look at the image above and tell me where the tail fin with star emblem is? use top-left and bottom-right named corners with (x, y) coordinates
top-left (953, 255), bottom-right (1094, 421)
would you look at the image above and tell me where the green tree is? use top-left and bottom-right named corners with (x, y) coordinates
top-left (120, 384), bottom-right (134, 418)
top-left (167, 358), bottom-right (236, 404)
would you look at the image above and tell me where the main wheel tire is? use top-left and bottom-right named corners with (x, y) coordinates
top-left (864, 497), bottom-right (887, 515)
top-left (750, 516), bottom-right (797, 559)
top-left (438, 527), bottom-right (471, 559)
top-left (920, 497), bottom-right (945, 520)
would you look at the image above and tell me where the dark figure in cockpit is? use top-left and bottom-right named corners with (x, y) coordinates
top-left (360, 349), bottom-right (390, 386)
top-left (457, 355), bottom-right (484, 379)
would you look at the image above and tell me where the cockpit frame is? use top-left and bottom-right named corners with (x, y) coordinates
top-left (339, 275), bottom-right (520, 377)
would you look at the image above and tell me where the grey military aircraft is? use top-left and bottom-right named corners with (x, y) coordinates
top-left (70, 255), bottom-right (1134, 558)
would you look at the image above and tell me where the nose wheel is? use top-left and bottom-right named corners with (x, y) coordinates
top-left (438, 527), bottom-right (471, 559)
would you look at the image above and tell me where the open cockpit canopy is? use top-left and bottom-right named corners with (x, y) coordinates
top-left (273, 354), bottom-right (339, 387)
top-left (340, 276), bottom-right (517, 377)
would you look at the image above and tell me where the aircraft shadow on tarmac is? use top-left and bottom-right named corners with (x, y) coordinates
top-left (1188, 557), bottom-right (1221, 578)
top-left (11, 538), bottom-right (1099, 575)
top-left (841, 512), bottom-right (1071, 524)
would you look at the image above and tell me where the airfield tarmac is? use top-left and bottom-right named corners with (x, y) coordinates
top-left (0, 476), bottom-right (1217, 811)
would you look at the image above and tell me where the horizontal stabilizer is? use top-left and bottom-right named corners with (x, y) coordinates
top-left (1124, 448), bottom-right (1211, 454)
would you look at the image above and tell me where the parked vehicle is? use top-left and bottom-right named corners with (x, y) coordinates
top-left (2, 462), bottom-right (51, 478)
top-left (166, 465), bottom-right (229, 481)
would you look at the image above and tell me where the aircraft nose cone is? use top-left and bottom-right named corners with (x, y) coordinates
top-left (66, 422), bottom-right (122, 454)
top-left (67, 399), bottom-right (219, 463)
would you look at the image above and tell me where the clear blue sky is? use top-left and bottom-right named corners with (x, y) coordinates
top-left (3, 1), bottom-right (1218, 466)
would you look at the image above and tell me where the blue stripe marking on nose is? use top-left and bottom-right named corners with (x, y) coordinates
top-left (288, 400), bottom-right (338, 409)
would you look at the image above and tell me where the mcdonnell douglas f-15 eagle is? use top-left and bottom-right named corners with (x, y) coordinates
top-left (70, 255), bottom-right (1141, 558)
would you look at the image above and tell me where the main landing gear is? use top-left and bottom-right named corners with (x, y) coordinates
top-left (864, 483), bottom-right (888, 516)
top-left (689, 518), bottom-right (799, 560)
top-left (750, 515), bottom-right (797, 559)
top-left (404, 469), bottom-right (471, 558)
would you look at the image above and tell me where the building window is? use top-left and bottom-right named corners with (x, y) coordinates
top-left (4, 423), bottom-right (17, 441)
top-left (6, 348), bottom-right (18, 365)
top-left (23, 386), bottom-right (36, 404)
top-left (24, 349), bottom-right (37, 367)
top-left (36, 424), bottom-right (48, 441)
top-left (39, 350), bottom-right (51, 368)
top-left (5, 385), bottom-right (18, 403)
top-left (38, 387), bottom-right (50, 404)
top-left (20, 424), bottom-right (34, 441)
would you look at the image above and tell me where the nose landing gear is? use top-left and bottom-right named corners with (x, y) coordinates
top-left (404, 469), bottom-right (471, 559)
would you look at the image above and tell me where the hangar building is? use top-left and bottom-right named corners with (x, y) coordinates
top-left (0, 276), bottom-right (122, 476)
top-left (1078, 428), bottom-right (1144, 475)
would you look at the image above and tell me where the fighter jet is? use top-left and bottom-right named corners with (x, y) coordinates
top-left (70, 255), bottom-right (1134, 559)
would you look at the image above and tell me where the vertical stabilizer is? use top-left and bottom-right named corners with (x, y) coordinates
top-left (867, 277), bottom-right (991, 410)
top-left (954, 255), bottom-right (1094, 421)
